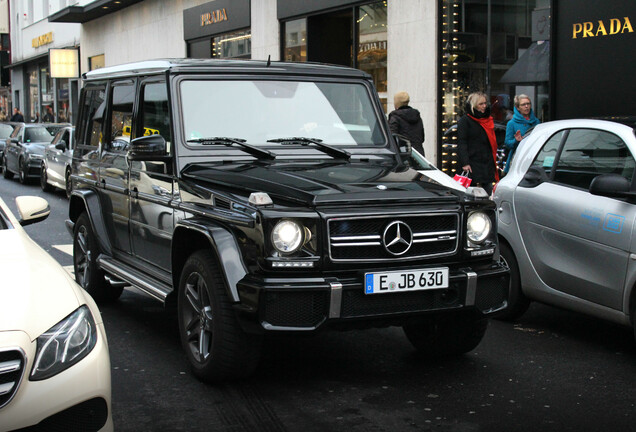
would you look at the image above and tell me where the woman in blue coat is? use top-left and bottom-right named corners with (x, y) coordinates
top-left (504, 94), bottom-right (540, 173)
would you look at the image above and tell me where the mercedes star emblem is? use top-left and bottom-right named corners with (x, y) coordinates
top-left (382, 220), bottom-right (413, 256)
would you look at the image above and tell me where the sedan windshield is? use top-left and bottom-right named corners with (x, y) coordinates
top-left (180, 80), bottom-right (385, 147)
top-left (24, 127), bottom-right (54, 143)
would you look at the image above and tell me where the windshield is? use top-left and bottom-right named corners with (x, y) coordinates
top-left (24, 126), bottom-right (54, 143)
top-left (180, 80), bottom-right (385, 147)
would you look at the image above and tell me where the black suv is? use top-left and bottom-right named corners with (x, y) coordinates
top-left (68, 59), bottom-right (509, 382)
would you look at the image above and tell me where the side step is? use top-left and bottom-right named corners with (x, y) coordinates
top-left (97, 255), bottom-right (172, 303)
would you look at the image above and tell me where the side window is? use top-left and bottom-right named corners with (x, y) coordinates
top-left (108, 83), bottom-right (135, 151)
top-left (530, 130), bottom-right (565, 176)
top-left (77, 86), bottom-right (106, 147)
top-left (60, 131), bottom-right (70, 149)
top-left (138, 81), bottom-right (171, 149)
top-left (553, 129), bottom-right (635, 190)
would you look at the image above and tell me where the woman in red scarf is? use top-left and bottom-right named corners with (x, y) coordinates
top-left (457, 92), bottom-right (499, 195)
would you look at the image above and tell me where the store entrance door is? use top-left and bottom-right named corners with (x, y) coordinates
top-left (307, 9), bottom-right (353, 67)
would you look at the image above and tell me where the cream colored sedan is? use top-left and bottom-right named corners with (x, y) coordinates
top-left (0, 196), bottom-right (113, 432)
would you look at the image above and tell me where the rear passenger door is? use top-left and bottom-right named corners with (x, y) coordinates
top-left (99, 80), bottom-right (136, 255)
top-left (129, 79), bottom-right (174, 272)
top-left (515, 128), bottom-right (636, 310)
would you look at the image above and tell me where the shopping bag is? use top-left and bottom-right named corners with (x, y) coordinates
top-left (453, 171), bottom-right (472, 187)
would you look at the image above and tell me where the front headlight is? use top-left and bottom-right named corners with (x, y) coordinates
top-left (30, 305), bottom-right (97, 381)
top-left (28, 153), bottom-right (44, 160)
top-left (467, 211), bottom-right (492, 244)
top-left (272, 220), bottom-right (304, 253)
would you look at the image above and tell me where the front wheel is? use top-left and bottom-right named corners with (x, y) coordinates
top-left (40, 164), bottom-right (53, 192)
top-left (73, 212), bottom-right (123, 302)
top-left (18, 158), bottom-right (28, 184)
top-left (403, 312), bottom-right (488, 357)
top-left (495, 242), bottom-right (530, 321)
top-left (178, 250), bottom-right (262, 383)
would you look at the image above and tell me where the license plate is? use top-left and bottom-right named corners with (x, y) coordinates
top-left (364, 268), bottom-right (449, 295)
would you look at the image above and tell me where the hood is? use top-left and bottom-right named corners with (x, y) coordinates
top-left (182, 161), bottom-right (460, 207)
top-left (25, 142), bottom-right (47, 154)
top-left (0, 230), bottom-right (82, 340)
top-left (393, 106), bottom-right (422, 124)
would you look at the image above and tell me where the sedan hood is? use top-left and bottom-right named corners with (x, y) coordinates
top-left (25, 143), bottom-right (47, 154)
top-left (181, 161), bottom-right (460, 206)
top-left (0, 230), bottom-right (81, 340)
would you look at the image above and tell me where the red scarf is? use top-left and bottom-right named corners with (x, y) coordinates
top-left (467, 113), bottom-right (499, 181)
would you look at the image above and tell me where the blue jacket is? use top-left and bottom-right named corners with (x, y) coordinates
top-left (504, 107), bottom-right (540, 173)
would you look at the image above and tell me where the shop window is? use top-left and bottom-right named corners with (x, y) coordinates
top-left (284, 19), bottom-right (307, 62)
top-left (28, 66), bottom-right (38, 123)
top-left (212, 30), bottom-right (251, 59)
top-left (357, 2), bottom-right (387, 110)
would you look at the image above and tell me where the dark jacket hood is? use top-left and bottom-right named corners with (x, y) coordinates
top-left (392, 106), bottom-right (422, 124)
top-left (181, 161), bottom-right (460, 207)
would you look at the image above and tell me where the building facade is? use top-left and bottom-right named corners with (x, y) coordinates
top-left (39, 0), bottom-right (633, 170)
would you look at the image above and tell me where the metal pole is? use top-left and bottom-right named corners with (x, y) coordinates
top-left (486, 0), bottom-right (491, 97)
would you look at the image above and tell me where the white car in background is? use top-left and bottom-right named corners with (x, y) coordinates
top-left (0, 196), bottom-right (113, 432)
top-left (410, 149), bottom-right (467, 192)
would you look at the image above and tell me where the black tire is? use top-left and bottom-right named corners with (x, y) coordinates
top-left (403, 312), bottom-right (489, 357)
top-left (18, 157), bottom-right (28, 184)
top-left (40, 164), bottom-right (53, 192)
top-left (178, 250), bottom-right (262, 383)
top-left (495, 241), bottom-right (530, 321)
top-left (73, 212), bottom-right (123, 302)
top-left (65, 168), bottom-right (72, 199)
top-left (3, 155), bottom-right (13, 179)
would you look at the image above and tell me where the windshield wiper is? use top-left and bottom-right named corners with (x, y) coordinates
top-left (267, 137), bottom-right (351, 160)
top-left (187, 137), bottom-right (275, 160)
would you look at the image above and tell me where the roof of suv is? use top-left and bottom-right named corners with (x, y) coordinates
top-left (83, 58), bottom-right (372, 81)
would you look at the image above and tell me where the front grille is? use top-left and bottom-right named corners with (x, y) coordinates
top-left (261, 291), bottom-right (329, 328)
top-left (328, 213), bottom-right (459, 262)
top-left (475, 273), bottom-right (509, 312)
top-left (0, 349), bottom-right (25, 409)
top-left (341, 280), bottom-right (465, 318)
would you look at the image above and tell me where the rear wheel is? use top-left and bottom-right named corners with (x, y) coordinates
top-left (403, 312), bottom-right (488, 357)
top-left (178, 250), bottom-right (262, 383)
top-left (495, 242), bottom-right (530, 321)
top-left (3, 155), bottom-right (13, 179)
top-left (73, 212), bottom-right (123, 302)
top-left (40, 163), bottom-right (53, 192)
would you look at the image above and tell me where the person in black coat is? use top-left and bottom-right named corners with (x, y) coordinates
top-left (10, 107), bottom-right (24, 122)
top-left (457, 92), bottom-right (498, 195)
top-left (388, 91), bottom-right (425, 155)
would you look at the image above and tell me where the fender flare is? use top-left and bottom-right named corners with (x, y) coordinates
top-left (173, 219), bottom-right (247, 303)
top-left (68, 189), bottom-right (113, 256)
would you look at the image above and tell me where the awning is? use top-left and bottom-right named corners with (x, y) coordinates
top-left (500, 41), bottom-right (550, 84)
top-left (48, 0), bottom-right (143, 23)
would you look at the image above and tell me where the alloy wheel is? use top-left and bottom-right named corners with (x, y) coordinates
top-left (182, 272), bottom-right (214, 363)
top-left (74, 225), bottom-right (91, 289)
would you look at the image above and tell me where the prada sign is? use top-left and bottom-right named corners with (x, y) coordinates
top-left (572, 17), bottom-right (634, 39)
top-left (183, 0), bottom-right (249, 41)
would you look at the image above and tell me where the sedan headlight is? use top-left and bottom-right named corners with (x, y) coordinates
top-left (467, 211), bottom-right (492, 244)
top-left (272, 220), bottom-right (304, 253)
top-left (28, 153), bottom-right (44, 161)
top-left (30, 305), bottom-right (97, 381)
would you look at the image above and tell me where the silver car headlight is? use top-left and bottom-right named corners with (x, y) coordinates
top-left (28, 153), bottom-right (44, 161)
top-left (272, 220), bottom-right (304, 253)
top-left (467, 211), bottom-right (492, 244)
top-left (30, 305), bottom-right (97, 381)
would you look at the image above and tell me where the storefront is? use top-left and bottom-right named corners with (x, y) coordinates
top-left (183, 0), bottom-right (252, 59)
top-left (277, 0), bottom-right (387, 109)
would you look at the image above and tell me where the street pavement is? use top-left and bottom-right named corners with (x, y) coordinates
top-left (1, 175), bottom-right (634, 432)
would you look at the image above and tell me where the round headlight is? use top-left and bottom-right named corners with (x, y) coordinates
top-left (272, 220), bottom-right (303, 253)
top-left (467, 212), bottom-right (492, 244)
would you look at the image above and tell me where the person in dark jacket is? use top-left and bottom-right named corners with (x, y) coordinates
top-left (388, 91), bottom-right (425, 155)
top-left (503, 94), bottom-right (540, 173)
top-left (457, 92), bottom-right (498, 195)
top-left (10, 107), bottom-right (24, 122)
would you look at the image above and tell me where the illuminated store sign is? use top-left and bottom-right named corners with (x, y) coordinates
top-left (50, 48), bottom-right (79, 78)
top-left (572, 17), bottom-right (633, 39)
top-left (32, 32), bottom-right (53, 48)
top-left (201, 8), bottom-right (228, 27)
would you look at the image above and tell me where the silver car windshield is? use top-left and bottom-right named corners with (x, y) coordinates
top-left (180, 80), bottom-right (385, 147)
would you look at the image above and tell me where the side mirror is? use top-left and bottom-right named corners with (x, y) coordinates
top-left (393, 134), bottom-right (412, 158)
top-left (518, 166), bottom-right (550, 188)
top-left (128, 134), bottom-right (170, 161)
top-left (589, 174), bottom-right (635, 199)
top-left (15, 196), bottom-right (50, 226)
top-left (55, 140), bottom-right (66, 151)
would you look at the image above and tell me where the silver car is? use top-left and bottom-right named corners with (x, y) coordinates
top-left (41, 125), bottom-right (74, 197)
top-left (494, 119), bottom-right (636, 341)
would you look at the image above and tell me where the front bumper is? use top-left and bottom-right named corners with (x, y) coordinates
top-left (236, 262), bottom-right (509, 332)
top-left (0, 324), bottom-right (113, 432)
top-left (23, 157), bottom-right (44, 178)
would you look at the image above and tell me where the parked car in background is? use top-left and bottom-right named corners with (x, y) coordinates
top-left (41, 125), bottom-right (74, 197)
top-left (0, 195), bottom-right (113, 431)
top-left (0, 122), bottom-right (20, 173)
top-left (410, 148), bottom-right (466, 192)
top-left (494, 119), bottom-right (636, 341)
top-left (3, 123), bottom-right (56, 184)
